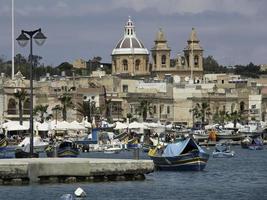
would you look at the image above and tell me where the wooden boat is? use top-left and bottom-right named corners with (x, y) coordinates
top-left (15, 148), bottom-right (39, 158)
top-left (215, 129), bottom-right (243, 141)
top-left (148, 138), bottom-right (209, 171)
top-left (0, 134), bottom-right (14, 158)
top-left (212, 143), bottom-right (235, 158)
top-left (248, 137), bottom-right (264, 150)
top-left (57, 141), bottom-right (79, 157)
top-left (241, 136), bottom-right (252, 148)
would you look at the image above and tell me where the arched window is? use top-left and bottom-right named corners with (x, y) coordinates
top-left (161, 55), bottom-right (166, 65)
top-left (8, 98), bottom-right (16, 115)
top-left (194, 55), bottom-right (199, 66)
top-left (23, 98), bottom-right (30, 115)
top-left (135, 59), bottom-right (140, 71)
top-left (123, 59), bottom-right (128, 71)
top-left (240, 101), bottom-right (245, 113)
top-left (181, 57), bottom-right (185, 65)
top-left (153, 105), bottom-right (157, 114)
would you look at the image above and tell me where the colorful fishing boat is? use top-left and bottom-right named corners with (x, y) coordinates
top-left (248, 137), bottom-right (264, 150)
top-left (57, 141), bottom-right (79, 157)
top-left (148, 137), bottom-right (209, 171)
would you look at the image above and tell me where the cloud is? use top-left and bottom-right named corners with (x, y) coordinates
top-left (1, 0), bottom-right (264, 18)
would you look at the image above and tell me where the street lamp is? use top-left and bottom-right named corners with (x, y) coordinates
top-left (16, 28), bottom-right (46, 157)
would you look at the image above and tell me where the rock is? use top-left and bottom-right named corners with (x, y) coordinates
top-left (74, 187), bottom-right (87, 197)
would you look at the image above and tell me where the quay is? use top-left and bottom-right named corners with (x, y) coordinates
top-left (0, 158), bottom-right (154, 185)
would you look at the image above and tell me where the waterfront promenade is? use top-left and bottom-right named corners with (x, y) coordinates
top-left (0, 158), bottom-right (154, 185)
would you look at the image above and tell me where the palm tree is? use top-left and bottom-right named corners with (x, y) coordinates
top-left (76, 101), bottom-right (91, 122)
top-left (213, 109), bottom-right (228, 127)
top-left (58, 93), bottom-right (74, 121)
top-left (13, 89), bottom-right (27, 125)
top-left (137, 99), bottom-right (153, 121)
top-left (227, 111), bottom-right (242, 128)
top-left (190, 102), bottom-right (211, 127)
top-left (33, 104), bottom-right (52, 123)
top-left (52, 104), bottom-right (62, 123)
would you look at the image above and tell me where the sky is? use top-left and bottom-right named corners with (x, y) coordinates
top-left (0, 0), bottom-right (267, 67)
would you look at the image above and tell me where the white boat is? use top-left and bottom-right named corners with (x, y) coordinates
top-left (212, 143), bottom-right (235, 158)
top-left (103, 144), bottom-right (123, 154)
top-left (18, 136), bottom-right (49, 153)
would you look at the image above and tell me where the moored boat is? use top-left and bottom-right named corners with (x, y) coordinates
top-left (148, 137), bottom-right (209, 171)
top-left (57, 141), bottom-right (79, 157)
top-left (212, 142), bottom-right (235, 158)
top-left (248, 137), bottom-right (264, 150)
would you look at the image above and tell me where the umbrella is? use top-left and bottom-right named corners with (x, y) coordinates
top-left (1, 121), bottom-right (28, 131)
top-left (114, 122), bottom-right (128, 130)
top-left (129, 121), bottom-right (147, 129)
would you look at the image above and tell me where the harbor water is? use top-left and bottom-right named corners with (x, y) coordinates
top-left (0, 146), bottom-right (267, 200)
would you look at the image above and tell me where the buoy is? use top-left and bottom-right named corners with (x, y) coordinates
top-left (74, 187), bottom-right (87, 197)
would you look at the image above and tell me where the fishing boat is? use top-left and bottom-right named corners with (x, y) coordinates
top-left (15, 146), bottom-right (39, 158)
top-left (212, 142), bottom-right (235, 158)
top-left (241, 136), bottom-right (252, 148)
top-left (0, 134), bottom-right (14, 158)
top-left (57, 140), bottom-right (79, 157)
top-left (148, 137), bottom-right (209, 171)
top-left (248, 137), bottom-right (264, 150)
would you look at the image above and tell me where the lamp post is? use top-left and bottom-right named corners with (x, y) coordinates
top-left (16, 28), bottom-right (46, 157)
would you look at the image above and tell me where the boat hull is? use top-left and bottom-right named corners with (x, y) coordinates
top-left (150, 151), bottom-right (209, 171)
top-left (57, 147), bottom-right (79, 157)
top-left (248, 145), bottom-right (264, 150)
top-left (212, 151), bottom-right (235, 158)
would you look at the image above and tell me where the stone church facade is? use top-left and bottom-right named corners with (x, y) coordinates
top-left (112, 18), bottom-right (204, 82)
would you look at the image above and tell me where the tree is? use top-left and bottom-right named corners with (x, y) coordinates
top-left (76, 101), bottom-right (91, 122)
top-left (52, 104), bottom-right (62, 123)
top-left (190, 102), bottom-right (211, 127)
top-left (13, 89), bottom-right (28, 125)
top-left (226, 111), bottom-right (243, 128)
top-left (33, 104), bottom-right (52, 123)
top-left (203, 56), bottom-right (229, 74)
top-left (213, 110), bottom-right (228, 127)
top-left (137, 99), bottom-right (153, 121)
top-left (58, 93), bottom-right (74, 121)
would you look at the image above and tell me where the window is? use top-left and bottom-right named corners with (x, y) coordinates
top-left (161, 55), bottom-right (166, 66)
top-left (167, 106), bottom-right (170, 114)
top-left (23, 98), bottom-right (30, 115)
top-left (154, 105), bottom-right (157, 114)
top-left (123, 59), bottom-right (128, 71)
top-left (181, 57), bottom-right (185, 65)
top-left (240, 101), bottom-right (245, 112)
top-left (7, 98), bottom-right (16, 115)
top-left (135, 59), bottom-right (140, 71)
top-left (153, 55), bottom-right (157, 67)
top-left (122, 85), bottom-right (128, 92)
top-left (194, 55), bottom-right (199, 67)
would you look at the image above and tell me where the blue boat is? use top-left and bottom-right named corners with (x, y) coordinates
top-left (46, 141), bottom-right (79, 157)
top-left (248, 137), bottom-right (264, 150)
top-left (212, 143), bottom-right (235, 158)
top-left (148, 137), bottom-right (209, 171)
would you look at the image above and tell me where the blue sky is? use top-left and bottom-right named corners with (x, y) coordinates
top-left (0, 0), bottom-right (267, 66)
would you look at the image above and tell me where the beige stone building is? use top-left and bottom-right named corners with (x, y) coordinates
top-left (73, 58), bottom-right (87, 69)
top-left (151, 27), bottom-right (204, 82)
top-left (111, 17), bottom-right (150, 77)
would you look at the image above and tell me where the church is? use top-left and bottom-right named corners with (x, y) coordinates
top-left (111, 17), bottom-right (204, 82)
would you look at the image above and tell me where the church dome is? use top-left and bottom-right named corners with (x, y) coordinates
top-left (112, 17), bottom-right (149, 55)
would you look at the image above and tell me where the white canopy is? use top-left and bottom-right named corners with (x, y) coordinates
top-left (114, 122), bottom-right (128, 130)
top-left (1, 121), bottom-right (28, 131)
top-left (70, 121), bottom-right (86, 130)
top-left (224, 122), bottom-right (243, 129)
top-left (129, 121), bottom-right (148, 129)
top-left (54, 121), bottom-right (72, 131)
top-left (80, 120), bottom-right (92, 128)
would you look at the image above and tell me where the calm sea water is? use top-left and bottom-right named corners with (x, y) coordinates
top-left (1, 146), bottom-right (267, 200)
